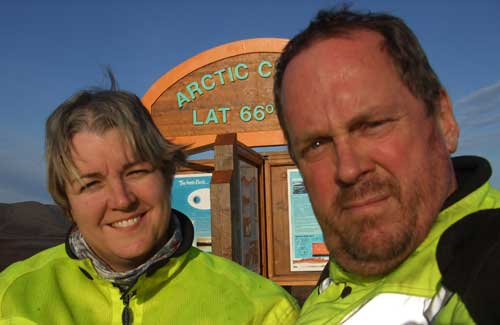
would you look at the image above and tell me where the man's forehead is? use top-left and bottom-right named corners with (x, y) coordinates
top-left (279, 28), bottom-right (419, 139)
top-left (281, 30), bottom-right (399, 103)
top-left (289, 30), bottom-right (386, 69)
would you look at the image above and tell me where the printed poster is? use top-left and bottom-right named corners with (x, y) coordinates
top-left (239, 160), bottom-right (261, 273)
top-left (287, 169), bottom-right (329, 271)
top-left (172, 173), bottom-right (212, 252)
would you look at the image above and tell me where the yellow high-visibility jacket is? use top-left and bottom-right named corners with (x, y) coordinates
top-left (0, 212), bottom-right (299, 324)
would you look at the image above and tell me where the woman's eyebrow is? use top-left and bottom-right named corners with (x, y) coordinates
top-left (68, 172), bottom-right (102, 185)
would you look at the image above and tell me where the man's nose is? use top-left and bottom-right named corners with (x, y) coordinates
top-left (335, 139), bottom-right (374, 185)
top-left (109, 179), bottom-right (137, 211)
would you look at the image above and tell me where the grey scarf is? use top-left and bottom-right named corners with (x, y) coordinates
top-left (68, 213), bottom-right (182, 290)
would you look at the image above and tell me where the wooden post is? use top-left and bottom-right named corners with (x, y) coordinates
top-left (210, 133), bottom-right (242, 263)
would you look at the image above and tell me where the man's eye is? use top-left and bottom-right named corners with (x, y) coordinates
top-left (365, 119), bottom-right (393, 130)
top-left (363, 120), bottom-right (387, 129)
top-left (311, 140), bottom-right (323, 149)
top-left (310, 138), bottom-right (331, 150)
top-left (300, 138), bottom-right (332, 161)
top-left (368, 120), bottom-right (384, 127)
top-left (356, 119), bottom-right (395, 135)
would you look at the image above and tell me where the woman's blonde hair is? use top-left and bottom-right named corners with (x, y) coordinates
top-left (45, 76), bottom-right (185, 217)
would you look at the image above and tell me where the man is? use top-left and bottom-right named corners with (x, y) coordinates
top-left (274, 7), bottom-right (500, 324)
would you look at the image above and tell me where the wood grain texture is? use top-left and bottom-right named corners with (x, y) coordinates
top-left (142, 38), bottom-right (289, 150)
top-left (143, 38), bottom-right (287, 109)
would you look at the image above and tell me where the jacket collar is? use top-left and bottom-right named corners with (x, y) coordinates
top-left (65, 209), bottom-right (195, 277)
top-left (441, 156), bottom-right (491, 211)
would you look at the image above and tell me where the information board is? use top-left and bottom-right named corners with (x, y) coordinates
top-left (287, 169), bottom-right (328, 271)
top-left (172, 173), bottom-right (212, 252)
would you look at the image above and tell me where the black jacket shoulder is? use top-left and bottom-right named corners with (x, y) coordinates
top-left (437, 208), bottom-right (500, 325)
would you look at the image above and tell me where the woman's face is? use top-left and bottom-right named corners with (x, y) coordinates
top-left (65, 128), bottom-right (171, 272)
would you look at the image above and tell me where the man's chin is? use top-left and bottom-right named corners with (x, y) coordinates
top-left (329, 231), bottom-right (416, 276)
top-left (334, 248), bottom-right (412, 277)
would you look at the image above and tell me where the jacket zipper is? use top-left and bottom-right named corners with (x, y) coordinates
top-left (120, 289), bottom-right (136, 325)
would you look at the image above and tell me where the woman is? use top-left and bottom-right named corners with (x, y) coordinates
top-left (0, 81), bottom-right (299, 324)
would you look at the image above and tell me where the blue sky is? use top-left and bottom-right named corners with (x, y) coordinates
top-left (1, 0), bottom-right (499, 203)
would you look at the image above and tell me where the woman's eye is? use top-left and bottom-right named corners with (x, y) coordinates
top-left (128, 168), bottom-right (150, 177)
top-left (80, 181), bottom-right (99, 193)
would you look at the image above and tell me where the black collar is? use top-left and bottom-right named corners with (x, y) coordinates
top-left (441, 156), bottom-right (492, 211)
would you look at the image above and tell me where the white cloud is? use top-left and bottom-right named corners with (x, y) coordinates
top-left (455, 83), bottom-right (500, 123)
top-left (455, 81), bottom-right (500, 145)
top-left (456, 81), bottom-right (500, 106)
top-left (454, 81), bottom-right (500, 188)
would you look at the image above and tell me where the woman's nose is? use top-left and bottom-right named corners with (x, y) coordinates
top-left (109, 179), bottom-right (137, 211)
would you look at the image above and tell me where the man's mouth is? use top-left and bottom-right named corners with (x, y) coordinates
top-left (343, 194), bottom-right (390, 211)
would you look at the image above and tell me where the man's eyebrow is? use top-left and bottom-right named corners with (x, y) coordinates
top-left (291, 131), bottom-right (321, 146)
top-left (347, 106), bottom-right (393, 130)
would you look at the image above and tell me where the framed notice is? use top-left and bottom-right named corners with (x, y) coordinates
top-left (287, 169), bottom-right (329, 271)
top-left (172, 173), bottom-right (212, 252)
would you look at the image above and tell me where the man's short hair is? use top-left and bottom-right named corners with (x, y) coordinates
top-left (274, 6), bottom-right (444, 148)
top-left (45, 74), bottom-right (185, 217)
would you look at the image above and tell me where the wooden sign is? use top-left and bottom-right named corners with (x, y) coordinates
top-left (142, 38), bottom-right (288, 150)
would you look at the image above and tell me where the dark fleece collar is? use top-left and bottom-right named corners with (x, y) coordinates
top-left (441, 155), bottom-right (491, 211)
top-left (436, 157), bottom-right (499, 324)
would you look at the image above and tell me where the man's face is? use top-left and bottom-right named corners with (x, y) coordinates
top-left (280, 31), bottom-right (458, 276)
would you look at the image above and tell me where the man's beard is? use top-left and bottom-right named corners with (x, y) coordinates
top-left (326, 174), bottom-right (420, 264)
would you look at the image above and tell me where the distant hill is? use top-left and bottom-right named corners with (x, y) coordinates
top-left (0, 201), bottom-right (72, 271)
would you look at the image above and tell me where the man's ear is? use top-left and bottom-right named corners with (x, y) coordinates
top-left (436, 90), bottom-right (460, 153)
